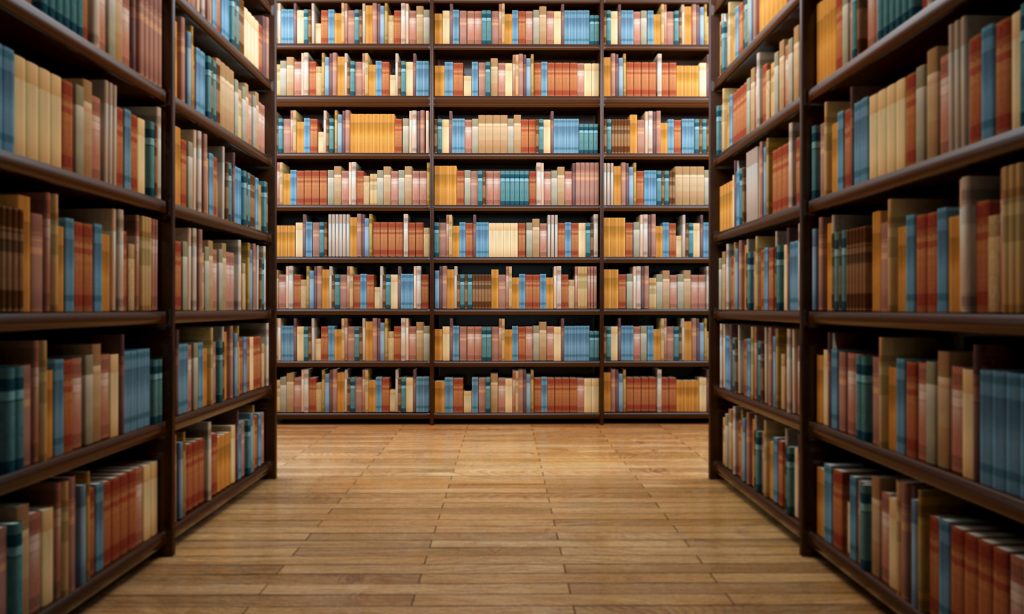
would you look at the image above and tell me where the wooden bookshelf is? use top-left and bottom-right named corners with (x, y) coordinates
top-left (273, 0), bottom-right (712, 421)
top-left (708, 1), bottom-right (1024, 611)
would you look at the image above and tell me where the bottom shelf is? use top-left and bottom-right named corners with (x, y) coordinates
top-left (604, 411), bottom-right (708, 421)
top-left (278, 412), bottom-right (432, 421)
top-left (175, 463), bottom-right (271, 538)
top-left (809, 533), bottom-right (916, 614)
top-left (44, 532), bottom-right (165, 614)
top-left (712, 460), bottom-right (799, 538)
top-left (433, 412), bottom-right (599, 421)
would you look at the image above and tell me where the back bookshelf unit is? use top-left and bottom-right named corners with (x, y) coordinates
top-left (0, 0), bottom-right (277, 610)
top-left (708, 0), bottom-right (1024, 612)
top-left (273, 0), bottom-right (714, 420)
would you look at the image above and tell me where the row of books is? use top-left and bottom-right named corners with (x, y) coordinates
top-left (435, 163), bottom-right (599, 206)
top-left (277, 110), bottom-right (429, 153)
top-left (176, 410), bottom-right (265, 520)
top-left (811, 170), bottom-right (1024, 313)
top-left (277, 368), bottom-right (430, 413)
top-left (816, 336), bottom-right (1024, 499)
top-left (29, 0), bottom-right (163, 85)
top-left (603, 214), bottom-right (709, 258)
top-left (715, 24), bottom-right (800, 153)
top-left (815, 462), bottom-right (1024, 612)
top-left (718, 323), bottom-right (799, 414)
top-left (603, 56), bottom-right (706, 97)
top-left (278, 163), bottom-right (429, 206)
top-left (277, 3), bottom-right (431, 45)
top-left (603, 266), bottom-right (708, 310)
top-left (174, 128), bottom-right (269, 231)
top-left (603, 164), bottom-right (708, 206)
top-left (0, 194), bottom-right (159, 313)
top-left (176, 18), bottom-right (268, 151)
top-left (435, 265), bottom-right (598, 310)
top-left (276, 214), bottom-right (430, 258)
top-left (722, 406), bottom-right (799, 516)
top-left (276, 53), bottom-right (430, 97)
top-left (277, 317), bottom-right (430, 362)
top-left (0, 338), bottom-right (162, 474)
top-left (811, 10), bottom-right (1024, 198)
top-left (719, 123), bottom-right (800, 230)
top-left (605, 318), bottom-right (706, 362)
top-left (434, 7), bottom-right (599, 45)
top-left (435, 114), bottom-right (598, 154)
top-left (718, 0), bottom-right (792, 72)
top-left (181, 0), bottom-right (270, 75)
top-left (434, 215), bottom-right (597, 258)
top-left (0, 45), bottom-right (162, 196)
top-left (0, 459), bottom-right (159, 613)
top-left (814, 0), bottom-right (935, 85)
top-left (276, 265), bottom-right (429, 310)
top-left (176, 324), bottom-right (268, 416)
top-left (435, 372), bottom-right (599, 413)
top-left (717, 229), bottom-right (799, 312)
top-left (434, 321), bottom-right (598, 362)
top-left (433, 57), bottom-right (600, 97)
top-left (174, 228), bottom-right (268, 312)
top-left (605, 5), bottom-right (708, 46)
top-left (605, 370), bottom-right (707, 413)
top-left (605, 114), bottom-right (709, 155)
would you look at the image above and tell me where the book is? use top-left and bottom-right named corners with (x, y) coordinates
top-left (435, 265), bottom-right (598, 310)
top-left (603, 266), bottom-right (707, 310)
top-left (432, 56), bottom-right (599, 97)
top-left (277, 110), bottom-right (428, 153)
top-left (436, 163), bottom-right (598, 206)
top-left (276, 52), bottom-right (429, 97)
top-left (277, 368), bottom-right (429, 413)
top-left (603, 214), bottom-right (708, 258)
top-left (718, 228), bottom-right (799, 311)
top-left (433, 370), bottom-right (599, 413)
top-left (278, 3), bottom-right (430, 45)
top-left (605, 370), bottom-right (706, 413)
top-left (434, 5), bottom-right (600, 45)
top-left (436, 114), bottom-right (599, 155)
top-left (602, 55), bottom-right (707, 97)
top-left (604, 113), bottom-right (708, 155)
top-left (434, 214), bottom-right (597, 258)
top-left (605, 5), bottom-right (708, 46)
top-left (276, 213), bottom-right (429, 258)
top-left (723, 405), bottom-right (799, 515)
top-left (602, 163), bottom-right (707, 206)
top-left (278, 317), bottom-right (429, 362)
top-left (174, 228), bottom-right (268, 311)
top-left (176, 324), bottom-right (268, 415)
top-left (604, 318), bottom-right (706, 361)
top-left (434, 320), bottom-right (598, 362)
top-left (719, 323), bottom-right (799, 414)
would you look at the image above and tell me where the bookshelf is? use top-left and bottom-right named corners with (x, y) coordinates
top-left (0, 0), bottom-right (276, 609)
top-left (707, 1), bottom-right (1024, 612)
top-left (274, 0), bottom-right (713, 420)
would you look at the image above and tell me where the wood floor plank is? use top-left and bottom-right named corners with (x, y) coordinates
top-left (84, 424), bottom-right (881, 613)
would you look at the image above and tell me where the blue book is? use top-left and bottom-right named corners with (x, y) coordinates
top-left (2, 520), bottom-right (23, 614)
top-left (853, 98), bottom-right (870, 183)
top-left (981, 23), bottom-right (997, 139)
top-left (992, 370), bottom-right (1008, 492)
top-left (1006, 372), bottom-right (1022, 497)
top-left (980, 369), bottom-right (993, 487)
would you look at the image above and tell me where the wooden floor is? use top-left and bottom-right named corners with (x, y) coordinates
top-left (87, 423), bottom-right (881, 613)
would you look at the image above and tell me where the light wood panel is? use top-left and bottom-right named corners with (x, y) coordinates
top-left (84, 424), bottom-right (880, 613)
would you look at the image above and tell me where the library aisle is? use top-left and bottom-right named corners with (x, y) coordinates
top-left (85, 424), bottom-right (876, 613)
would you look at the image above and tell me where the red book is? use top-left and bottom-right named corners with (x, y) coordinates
top-left (975, 199), bottom-right (999, 312)
top-left (906, 71), bottom-right (917, 165)
top-left (969, 33), bottom-right (983, 143)
top-left (995, 17), bottom-right (1012, 134)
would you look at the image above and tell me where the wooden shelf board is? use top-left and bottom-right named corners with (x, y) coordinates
top-left (603, 205), bottom-right (709, 213)
top-left (434, 257), bottom-right (600, 264)
top-left (276, 96), bottom-right (430, 109)
top-left (0, 151), bottom-right (165, 213)
top-left (713, 0), bottom-right (799, 89)
top-left (278, 361), bottom-right (430, 369)
top-left (811, 423), bottom-right (1024, 527)
top-left (603, 97), bottom-right (708, 111)
top-left (41, 533), bottom-right (165, 614)
top-left (277, 43), bottom-right (430, 54)
top-left (602, 153), bottom-right (709, 163)
top-left (175, 387), bottom-right (273, 430)
top-left (713, 460), bottom-right (800, 537)
top-left (809, 311), bottom-right (1024, 336)
top-left (603, 309), bottom-right (709, 317)
top-left (712, 101), bottom-right (799, 168)
top-left (277, 412), bottom-right (431, 420)
top-left (433, 205), bottom-right (601, 213)
top-left (278, 205), bottom-right (432, 213)
top-left (277, 257), bottom-right (431, 265)
top-left (0, 311), bottom-right (165, 334)
top-left (175, 310), bottom-right (272, 325)
top-left (604, 361), bottom-right (709, 368)
top-left (434, 44), bottom-right (600, 53)
top-left (433, 309), bottom-right (601, 316)
top-left (604, 44), bottom-right (709, 55)
top-left (0, 424), bottom-right (163, 497)
top-left (276, 309), bottom-right (431, 317)
top-left (174, 102), bottom-right (272, 169)
top-left (603, 412), bottom-right (709, 421)
top-left (175, 464), bottom-right (271, 538)
top-left (434, 96), bottom-right (599, 109)
top-left (175, 0), bottom-right (271, 89)
top-left (809, 534), bottom-right (917, 614)
top-left (0, 0), bottom-right (164, 103)
top-left (433, 412), bottom-right (599, 420)
top-left (808, 127), bottom-right (1024, 214)
top-left (715, 387), bottom-right (800, 431)
top-left (434, 153), bottom-right (600, 162)
top-left (808, 0), bottom-right (973, 102)
top-left (713, 310), bottom-right (800, 325)
top-left (603, 257), bottom-right (708, 265)
top-left (715, 206), bottom-right (800, 243)
top-left (174, 206), bottom-right (271, 242)
top-left (434, 361), bottom-right (601, 369)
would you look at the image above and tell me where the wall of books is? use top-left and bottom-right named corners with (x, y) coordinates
top-left (708, 1), bottom-right (1024, 612)
top-left (0, 0), bottom-right (276, 610)
top-left (274, 0), bottom-right (712, 419)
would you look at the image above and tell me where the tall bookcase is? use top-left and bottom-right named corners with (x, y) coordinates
top-left (0, 0), bottom-right (277, 609)
top-left (274, 0), bottom-right (713, 420)
top-left (709, 1), bottom-right (1024, 612)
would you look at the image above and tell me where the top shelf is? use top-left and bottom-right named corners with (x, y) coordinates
top-left (713, 0), bottom-right (798, 90)
top-left (808, 0), bottom-right (973, 102)
top-left (0, 0), bottom-right (164, 103)
top-left (176, 0), bottom-right (272, 90)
